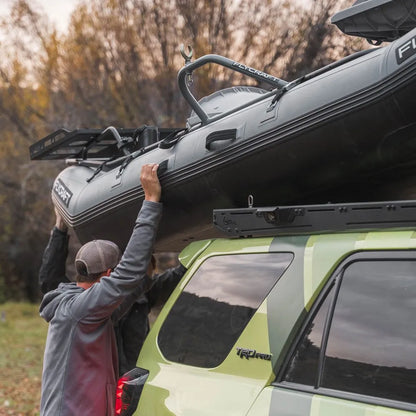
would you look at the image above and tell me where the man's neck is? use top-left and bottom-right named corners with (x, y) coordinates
top-left (77, 282), bottom-right (94, 290)
top-left (76, 273), bottom-right (105, 290)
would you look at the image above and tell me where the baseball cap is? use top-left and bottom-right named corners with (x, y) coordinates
top-left (75, 240), bottom-right (121, 276)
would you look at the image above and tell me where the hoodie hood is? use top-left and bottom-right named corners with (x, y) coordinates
top-left (39, 282), bottom-right (83, 322)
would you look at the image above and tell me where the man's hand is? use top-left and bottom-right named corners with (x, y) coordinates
top-left (54, 207), bottom-right (68, 232)
top-left (141, 163), bottom-right (161, 202)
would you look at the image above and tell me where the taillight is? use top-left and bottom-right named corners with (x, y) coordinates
top-left (115, 367), bottom-right (149, 416)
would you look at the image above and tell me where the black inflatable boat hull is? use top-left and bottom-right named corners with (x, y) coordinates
top-left (49, 28), bottom-right (416, 251)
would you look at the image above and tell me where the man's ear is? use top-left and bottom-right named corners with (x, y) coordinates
top-left (105, 269), bottom-right (112, 277)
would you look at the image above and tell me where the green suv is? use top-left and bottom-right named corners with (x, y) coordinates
top-left (117, 200), bottom-right (416, 416)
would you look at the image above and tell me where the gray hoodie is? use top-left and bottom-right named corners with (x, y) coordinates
top-left (39, 200), bottom-right (162, 416)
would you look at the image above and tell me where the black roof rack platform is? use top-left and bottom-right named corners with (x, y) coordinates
top-left (29, 126), bottom-right (180, 161)
top-left (213, 200), bottom-right (416, 238)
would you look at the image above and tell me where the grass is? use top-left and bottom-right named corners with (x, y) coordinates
top-left (0, 303), bottom-right (48, 416)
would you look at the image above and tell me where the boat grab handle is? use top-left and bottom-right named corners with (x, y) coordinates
top-left (205, 129), bottom-right (237, 151)
top-left (177, 54), bottom-right (288, 126)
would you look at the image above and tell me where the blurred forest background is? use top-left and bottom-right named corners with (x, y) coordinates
top-left (0, 0), bottom-right (366, 302)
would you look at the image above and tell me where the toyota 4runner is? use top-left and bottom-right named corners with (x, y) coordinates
top-left (116, 199), bottom-right (416, 416)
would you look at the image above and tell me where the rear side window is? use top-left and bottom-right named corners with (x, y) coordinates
top-left (284, 284), bottom-right (335, 386)
top-left (282, 255), bottom-right (416, 406)
top-left (322, 260), bottom-right (416, 403)
top-left (158, 253), bottom-right (293, 368)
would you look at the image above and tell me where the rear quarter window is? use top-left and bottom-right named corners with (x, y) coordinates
top-left (158, 252), bottom-right (293, 368)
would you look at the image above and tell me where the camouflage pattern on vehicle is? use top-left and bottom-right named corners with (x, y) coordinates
top-left (134, 231), bottom-right (416, 415)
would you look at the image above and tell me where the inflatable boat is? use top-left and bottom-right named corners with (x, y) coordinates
top-left (30, 0), bottom-right (416, 251)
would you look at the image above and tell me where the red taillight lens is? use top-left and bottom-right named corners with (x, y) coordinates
top-left (115, 368), bottom-right (149, 416)
top-left (115, 375), bottom-right (129, 415)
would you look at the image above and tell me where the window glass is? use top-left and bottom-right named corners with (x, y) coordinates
top-left (322, 260), bottom-right (416, 404)
top-left (158, 253), bottom-right (293, 368)
top-left (283, 285), bottom-right (334, 386)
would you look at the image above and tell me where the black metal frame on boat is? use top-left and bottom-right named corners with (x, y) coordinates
top-left (177, 54), bottom-right (287, 126)
top-left (29, 126), bottom-right (181, 161)
top-left (213, 200), bottom-right (416, 238)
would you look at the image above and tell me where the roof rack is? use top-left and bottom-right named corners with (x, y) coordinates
top-left (213, 200), bottom-right (416, 238)
top-left (29, 126), bottom-right (180, 161)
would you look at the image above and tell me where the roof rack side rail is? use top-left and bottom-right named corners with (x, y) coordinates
top-left (213, 200), bottom-right (416, 237)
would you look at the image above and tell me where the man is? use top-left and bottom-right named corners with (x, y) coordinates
top-left (39, 207), bottom-right (186, 377)
top-left (39, 163), bottom-right (163, 416)
top-left (114, 254), bottom-right (185, 375)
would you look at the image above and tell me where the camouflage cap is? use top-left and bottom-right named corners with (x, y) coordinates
top-left (75, 240), bottom-right (121, 276)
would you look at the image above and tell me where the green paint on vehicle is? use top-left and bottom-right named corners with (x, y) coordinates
top-left (245, 387), bottom-right (273, 415)
top-left (354, 231), bottom-right (416, 250)
top-left (219, 300), bottom-right (274, 380)
top-left (136, 236), bottom-right (278, 415)
top-left (268, 387), bottom-right (313, 416)
top-left (267, 235), bottom-right (308, 371)
top-left (134, 230), bottom-right (416, 415)
top-left (310, 395), bottom-right (415, 416)
top-left (178, 239), bottom-right (213, 269)
top-left (204, 237), bottom-right (275, 254)
top-left (304, 233), bottom-right (362, 311)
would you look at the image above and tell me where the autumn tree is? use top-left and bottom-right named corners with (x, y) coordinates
top-left (0, 0), bottom-right (365, 301)
top-left (51, 0), bottom-right (364, 127)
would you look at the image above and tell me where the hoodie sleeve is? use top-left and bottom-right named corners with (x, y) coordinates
top-left (39, 227), bottom-right (71, 294)
top-left (71, 200), bottom-right (162, 323)
top-left (111, 274), bottom-right (152, 324)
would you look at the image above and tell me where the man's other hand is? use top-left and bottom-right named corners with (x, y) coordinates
top-left (54, 207), bottom-right (68, 232)
top-left (141, 163), bottom-right (161, 203)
